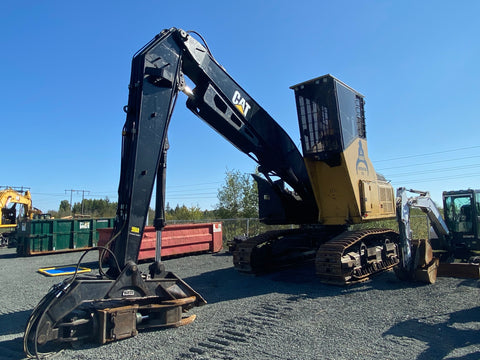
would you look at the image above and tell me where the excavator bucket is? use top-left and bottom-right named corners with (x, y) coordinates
top-left (395, 239), bottom-right (439, 284)
top-left (411, 239), bottom-right (438, 284)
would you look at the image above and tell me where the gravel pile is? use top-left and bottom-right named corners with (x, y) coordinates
top-left (1, 247), bottom-right (479, 360)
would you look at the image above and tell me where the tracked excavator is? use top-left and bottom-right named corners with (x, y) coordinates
top-left (24, 28), bottom-right (435, 357)
top-left (0, 187), bottom-right (41, 246)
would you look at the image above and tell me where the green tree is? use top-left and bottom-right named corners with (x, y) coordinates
top-left (56, 200), bottom-right (71, 218)
top-left (215, 169), bottom-right (258, 219)
top-left (72, 198), bottom-right (117, 217)
top-left (166, 204), bottom-right (204, 221)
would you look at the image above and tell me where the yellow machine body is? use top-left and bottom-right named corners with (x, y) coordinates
top-left (305, 138), bottom-right (395, 225)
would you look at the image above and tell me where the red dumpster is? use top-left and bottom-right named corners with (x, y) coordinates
top-left (97, 222), bottom-right (222, 261)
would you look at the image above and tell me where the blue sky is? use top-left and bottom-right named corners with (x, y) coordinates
top-left (1, 1), bottom-right (479, 212)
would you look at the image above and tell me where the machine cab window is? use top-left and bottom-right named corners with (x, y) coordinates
top-left (291, 74), bottom-right (366, 163)
top-left (444, 192), bottom-right (475, 234)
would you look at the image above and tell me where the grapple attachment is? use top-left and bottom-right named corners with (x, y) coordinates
top-left (24, 261), bottom-right (206, 358)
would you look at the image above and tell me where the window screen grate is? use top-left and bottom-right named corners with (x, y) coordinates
top-left (298, 95), bottom-right (340, 156)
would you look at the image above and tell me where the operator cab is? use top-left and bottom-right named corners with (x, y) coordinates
top-left (291, 74), bottom-right (366, 166)
top-left (443, 189), bottom-right (480, 254)
top-left (290, 74), bottom-right (395, 225)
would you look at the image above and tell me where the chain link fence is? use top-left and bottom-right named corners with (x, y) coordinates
top-left (168, 214), bottom-right (432, 247)
top-left (166, 218), bottom-right (297, 246)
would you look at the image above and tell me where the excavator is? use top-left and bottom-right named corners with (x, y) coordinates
top-left (0, 187), bottom-right (41, 247)
top-left (23, 28), bottom-right (442, 357)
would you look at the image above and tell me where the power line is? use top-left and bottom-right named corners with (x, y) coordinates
top-left (384, 163), bottom-right (480, 178)
top-left (374, 145), bottom-right (480, 162)
top-left (390, 172), bottom-right (480, 184)
top-left (34, 192), bottom-right (68, 197)
top-left (377, 155), bottom-right (480, 171)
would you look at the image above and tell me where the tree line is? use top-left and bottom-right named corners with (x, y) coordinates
top-left (49, 169), bottom-right (258, 221)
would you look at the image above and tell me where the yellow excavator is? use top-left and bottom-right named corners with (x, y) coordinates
top-left (0, 187), bottom-right (41, 246)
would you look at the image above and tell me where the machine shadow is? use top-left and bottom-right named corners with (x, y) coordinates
top-left (0, 337), bottom-right (25, 360)
top-left (0, 311), bottom-right (31, 360)
top-left (0, 310), bottom-right (30, 336)
top-left (383, 306), bottom-right (480, 360)
top-left (181, 261), bottom-right (418, 304)
top-left (0, 251), bottom-right (17, 260)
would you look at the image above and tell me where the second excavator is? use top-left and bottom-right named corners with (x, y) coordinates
top-left (0, 186), bottom-right (41, 247)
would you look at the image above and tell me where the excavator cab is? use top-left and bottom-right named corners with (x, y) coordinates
top-left (291, 74), bottom-right (366, 164)
top-left (442, 189), bottom-right (480, 259)
top-left (291, 75), bottom-right (395, 225)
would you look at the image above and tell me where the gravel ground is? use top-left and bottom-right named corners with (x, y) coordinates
top-left (1, 246), bottom-right (479, 360)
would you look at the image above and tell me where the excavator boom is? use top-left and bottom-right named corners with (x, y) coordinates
top-left (111, 27), bottom-right (318, 269)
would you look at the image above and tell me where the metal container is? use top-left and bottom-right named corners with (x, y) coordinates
top-left (98, 222), bottom-right (223, 261)
top-left (16, 218), bottom-right (115, 256)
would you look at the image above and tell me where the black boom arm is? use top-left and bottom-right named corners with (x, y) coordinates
top-left (111, 27), bottom-right (318, 270)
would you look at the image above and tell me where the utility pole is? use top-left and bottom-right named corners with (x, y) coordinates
top-left (79, 190), bottom-right (90, 215)
top-left (64, 189), bottom-right (91, 215)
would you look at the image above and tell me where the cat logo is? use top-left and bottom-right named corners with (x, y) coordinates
top-left (232, 90), bottom-right (251, 117)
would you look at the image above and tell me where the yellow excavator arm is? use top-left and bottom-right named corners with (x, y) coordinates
top-left (0, 187), bottom-right (39, 227)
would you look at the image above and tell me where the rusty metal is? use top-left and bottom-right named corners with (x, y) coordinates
top-left (95, 297), bottom-right (199, 344)
top-left (413, 258), bottom-right (439, 284)
top-left (98, 305), bottom-right (139, 344)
